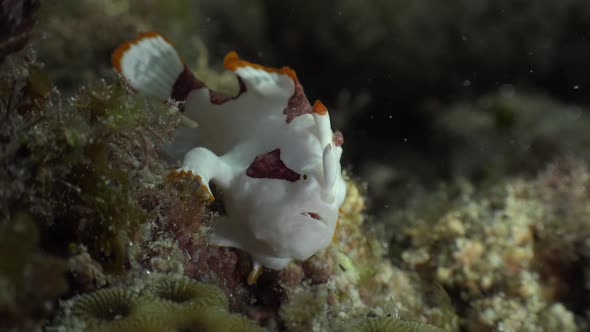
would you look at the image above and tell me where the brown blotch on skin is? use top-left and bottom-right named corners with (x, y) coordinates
top-left (171, 65), bottom-right (206, 102)
top-left (246, 149), bottom-right (301, 182)
top-left (283, 79), bottom-right (313, 123)
top-left (302, 212), bottom-right (322, 220)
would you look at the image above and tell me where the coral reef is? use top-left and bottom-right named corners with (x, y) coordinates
top-left (133, 173), bottom-right (456, 331)
top-left (133, 174), bottom-right (453, 330)
top-left (67, 287), bottom-right (144, 332)
top-left (144, 274), bottom-right (229, 309)
top-left (396, 158), bottom-right (590, 331)
top-left (133, 173), bottom-right (251, 301)
top-left (52, 273), bottom-right (264, 332)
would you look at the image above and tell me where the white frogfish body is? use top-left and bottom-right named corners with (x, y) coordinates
top-left (113, 32), bottom-right (346, 277)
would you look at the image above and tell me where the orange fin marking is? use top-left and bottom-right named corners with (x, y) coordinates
top-left (112, 31), bottom-right (177, 73)
top-left (168, 170), bottom-right (215, 204)
top-left (312, 100), bottom-right (328, 115)
top-left (194, 174), bottom-right (215, 204)
top-left (223, 51), bottom-right (298, 82)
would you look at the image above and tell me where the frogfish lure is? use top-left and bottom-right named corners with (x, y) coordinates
top-left (113, 32), bottom-right (346, 283)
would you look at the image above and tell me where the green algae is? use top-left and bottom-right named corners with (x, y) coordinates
top-left (0, 43), bottom-right (179, 329)
top-left (1, 49), bottom-right (178, 271)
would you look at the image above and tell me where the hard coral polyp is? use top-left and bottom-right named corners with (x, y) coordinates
top-left (344, 316), bottom-right (448, 332)
top-left (53, 274), bottom-right (264, 332)
top-left (113, 32), bottom-right (346, 274)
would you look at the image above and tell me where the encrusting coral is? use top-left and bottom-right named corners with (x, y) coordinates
top-left (138, 274), bottom-right (264, 332)
top-left (143, 274), bottom-right (229, 310)
top-left (396, 158), bottom-right (590, 331)
top-left (52, 273), bottom-right (264, 332)
top-left (343, 316), bottom-right (447, 332)
top-left (67, 287), bottom-right (145, 332)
